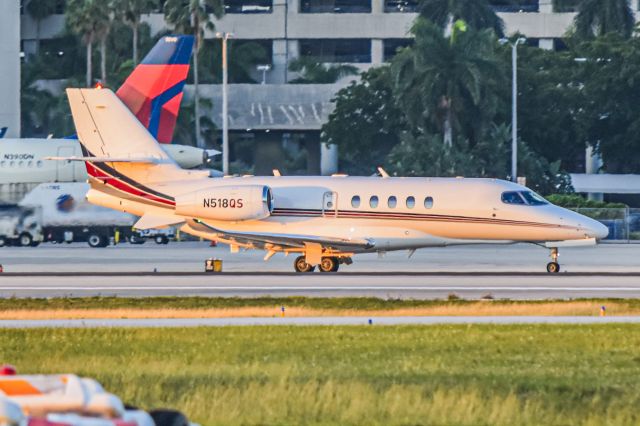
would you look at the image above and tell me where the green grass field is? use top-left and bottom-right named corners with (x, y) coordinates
top-left (3, 325), bottom-right (640, 425)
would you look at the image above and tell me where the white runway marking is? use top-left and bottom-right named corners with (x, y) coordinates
top-left (2, 286), bottom-right (640, 291)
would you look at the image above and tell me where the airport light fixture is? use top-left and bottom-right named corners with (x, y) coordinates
top-left (257, 64), bottom-right (271, 84)
top-left (216, 32), bottom-right (234, 176)
top-left (499, 37), bottom-right (526, 183)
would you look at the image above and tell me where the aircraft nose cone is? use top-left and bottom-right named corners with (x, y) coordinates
top-left (586, 219), bottom-right (609, 240)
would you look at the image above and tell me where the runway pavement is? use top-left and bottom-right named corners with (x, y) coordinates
top-left (1, 242), bottom-right (640, 299)
top-left (1, 316), bottom-right (639, 328)
top-left (2, 273), bottom-right (640, 299)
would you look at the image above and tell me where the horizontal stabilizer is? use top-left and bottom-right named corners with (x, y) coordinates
top-left (44, 156), bottom-right (159, 163)
top-left (134, 214), bottom-right (185, 230)
top-left (545, 238), bottom-right (596, 248)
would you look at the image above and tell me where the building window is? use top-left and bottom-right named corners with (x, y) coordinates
top-left (301, 0), bottom-right (371, 13)
top-left (299, 39), bottom-right (371, 63)
top-left (351, 195), bottom-right (361, 208)
top-left (554, 0), bottom-right (579, 12)
top-left (383, 39), bottom-right (413, 61)
top-left (370, 195), bottom-right (379, 208)
top-left (54, 0), bottom-right (66, 14)
top-left (489, 0), bottom-right (538, 12)
top-left (424, 196), bottom-right (433, 209)
top-left (388, 196), bottom-right (397, 208)
top-left (406, 196), bottom-right (415, 209)
top-left (384, 0), bottom-right (417, 12)
top-left (224, 0), bottom-right (272, 13)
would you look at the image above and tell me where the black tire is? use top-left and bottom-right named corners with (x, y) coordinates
top-left (87, 234), bottom-right (106, 248)
top-left (319, 257), bottom-right (339, 273)
top-left (0, 236), bottom-right (6, 247)
top-left (129, 235), bottom-right (145, 245)
top-left (19, 233), bottom-right (33, 247)
top-left (149, 409), bottom-right (189, 426)
top-left (294, 255), bottom-right (315, 273)
top-left (546, 262), bottom-right (560, 274)
top-left (155, 235), bottom-right (168, 245)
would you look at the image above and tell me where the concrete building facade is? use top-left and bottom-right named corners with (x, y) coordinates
top-left (1, 1), bottom-right (21, 138)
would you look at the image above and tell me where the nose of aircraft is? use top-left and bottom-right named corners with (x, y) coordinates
top-left (585, 218), bottom-right (609, 240)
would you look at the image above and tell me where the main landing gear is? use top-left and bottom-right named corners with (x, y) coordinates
top-left (546, 247), bottom-right (560, 273)
top-left (294, 255), bottom-right (345, 273)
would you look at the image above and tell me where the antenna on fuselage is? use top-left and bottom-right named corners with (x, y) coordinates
top-left (377, 167), bottom-right (390, 178)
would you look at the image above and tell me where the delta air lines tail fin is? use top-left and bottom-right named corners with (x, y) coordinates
top-left (116, 35), bottom-right (194, 144)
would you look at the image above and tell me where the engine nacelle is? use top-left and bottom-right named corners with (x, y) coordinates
top-left (175, 185), bottom-right (273, 221)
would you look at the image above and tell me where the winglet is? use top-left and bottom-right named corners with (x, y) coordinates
top-left (134, 214), bottom-right (186, 230)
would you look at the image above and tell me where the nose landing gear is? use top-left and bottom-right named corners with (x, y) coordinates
top-left (547, 247), bottom-right (560, 273)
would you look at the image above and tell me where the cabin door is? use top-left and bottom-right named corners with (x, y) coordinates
top-left (322, 191), bottom-right (338, 218)
top-left (55, 146), bottom-right (75, 182)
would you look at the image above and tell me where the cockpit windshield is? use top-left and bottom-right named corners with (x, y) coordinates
top-left (501, 191), bottom-right (548, 206)
top-left (520, 191), bottom-right (548, 205)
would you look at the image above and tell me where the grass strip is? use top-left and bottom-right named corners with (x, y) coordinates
top-left (0, 297), bottom-right (637, 319)
top-left (3, 325), bottom-right (640, 425)
top-left (0, 296), bottom-right (638, 311)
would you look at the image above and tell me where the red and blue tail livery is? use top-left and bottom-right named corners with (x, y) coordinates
top-left (116, 35), bottom-right (195, 144)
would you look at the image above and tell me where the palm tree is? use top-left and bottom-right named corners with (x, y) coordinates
top-left (392, 18), bottom-right (502, 146)
top-left (418, 0), bottom-right (504, 36)
top-left (112, 0), bottom-right (159, 65)
top-left (554, 0), bottom-right (634, 39)
top-left (288, 57), bottom-right (359, 84)
top-left (164, 0), bottom-right (224, 149)
top-left (66, 0), bottom-right (111, 87)
top-left (26, 0), bottom-right (57, 55)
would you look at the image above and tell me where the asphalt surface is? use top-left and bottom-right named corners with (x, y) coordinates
top-left (0, 316), bottom-right (638, 328)
top-left (1, 242), bottom-right (640, 299)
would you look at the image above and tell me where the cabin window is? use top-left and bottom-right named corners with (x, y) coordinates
top-left (424, 196), bottom-right (433, 209)
top-left (406, 196), bottom-right (415, 208)
top-left (370, 195), bottom-right (379, 208)
top-left (501, 191), bottom-right (526, 205)
top-left (351, 195), bottom-right (361, 208)
top-left (388, 196), bottom-right (397, 208)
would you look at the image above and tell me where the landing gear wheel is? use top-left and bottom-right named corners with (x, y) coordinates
top-left (319, 257), bottom-right (339, 273)
top-left (547, 262), bottom-right (560, 273)
top-left (155, 235), bottom-right (169, 245)
top-left (0, 236), bottom-right (6, 247)
top-left (88, 234), bottom-right (107, 248)
top-left (294, 256), bottom-right (315, 273)
top-left (19, 233), bottom-right (33, 247)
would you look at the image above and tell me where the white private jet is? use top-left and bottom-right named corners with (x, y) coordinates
top-left (64, 87), bottom-right (608, 273)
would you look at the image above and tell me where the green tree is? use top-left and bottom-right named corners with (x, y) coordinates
top-left (112, 0), bottom-right (159, 65)
top-left (554, 0), bottom-right (634, 39)
top-left (66, 0), bottom-right (111, 87)
top-left (26, 0), bottom-right (58, 54)
top-left (322, 66), bottom-right (405, 175)
top-left (418, 0), bottom-right (504, 35)
top-left (198, 39), bottom-right (269, 83)
top-left (288, 57), bottom-right (359, 84)
top-left (571, 34), bottom-right (640, 173)
top-left (498, 42), bottom-right (585, 171)
top-left (164, 0), bottom-right (224, 148)
top-left (392, 18), bottom-right (502, 146)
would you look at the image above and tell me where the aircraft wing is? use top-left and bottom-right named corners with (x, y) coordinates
top-left (193, 219), bottom-right (375, 251)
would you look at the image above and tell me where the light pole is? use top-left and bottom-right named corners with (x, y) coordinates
top-left (216, 32), bottom-right (233, 175)
top-left (500, 37), bottom-right (526, 182)
top-left (257, 64), bottom-right (271, 84)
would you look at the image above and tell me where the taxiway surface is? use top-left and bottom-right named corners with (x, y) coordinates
top-left (0, 316), bottom-right (639, 328)
top-left (1, 243), bottom-right (640, 299)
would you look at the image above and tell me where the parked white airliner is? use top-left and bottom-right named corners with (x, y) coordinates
top-left (64, 88), bottom-right (608, 273)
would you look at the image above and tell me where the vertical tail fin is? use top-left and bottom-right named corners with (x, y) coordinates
top-left (116, 35), bottom-right (195, 144)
